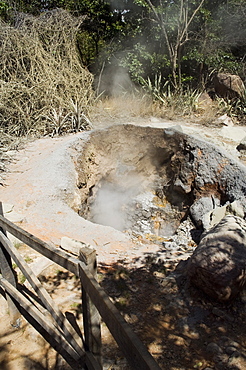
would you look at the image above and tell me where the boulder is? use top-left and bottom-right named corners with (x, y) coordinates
top-left (186, 215), bottom-right (246, 301)
top-left (213, 73), bottom-right (245, 99)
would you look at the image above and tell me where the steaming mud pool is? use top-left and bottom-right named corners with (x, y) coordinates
top-left (76, 123), bottom-right (246, 246)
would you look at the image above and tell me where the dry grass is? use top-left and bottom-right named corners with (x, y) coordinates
top-left (0, 9), bottom-right (94, 138)
top-left (92, 90), bottom-right (223, 127)
top-left (92, 94), bottom-right (153, 123)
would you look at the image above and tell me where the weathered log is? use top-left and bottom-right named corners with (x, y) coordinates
top-left (187, 215), bottom-right (246, 301)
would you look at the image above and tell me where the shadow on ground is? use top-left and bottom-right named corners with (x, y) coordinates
top-left (1, 246), bottom-right (246, 370)
top-left (98, 252), bottom-right (246, 370)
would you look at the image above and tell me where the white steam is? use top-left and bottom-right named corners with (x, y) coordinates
top-left (90, 181), bottom-right (130, 231)
top-left (96, 64), bottom-right (135, 96)
top-left (89, 167), bottom-right (148, 231)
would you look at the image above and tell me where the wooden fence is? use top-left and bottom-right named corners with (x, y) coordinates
top-left (0, 201), bottom-right (161, 370)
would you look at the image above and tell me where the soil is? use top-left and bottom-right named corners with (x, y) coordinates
top-left (1, 115), bottom-right (246, 370)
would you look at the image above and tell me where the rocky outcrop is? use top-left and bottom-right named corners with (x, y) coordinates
top-left (213, 72), bottom-right (245, 99)
top-left (186, 215), bottom-right (246, 301)
top-left (163, 127), bottom-right (246, 214)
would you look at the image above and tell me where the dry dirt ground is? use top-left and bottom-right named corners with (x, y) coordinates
top-left (1, 116), bottom-right (246, 370)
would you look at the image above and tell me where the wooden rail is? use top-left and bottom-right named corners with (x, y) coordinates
top-left (0, 203), bottom-right (161, 370)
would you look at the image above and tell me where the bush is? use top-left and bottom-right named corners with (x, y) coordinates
top-left (0, 9), bottom-right (94, 137)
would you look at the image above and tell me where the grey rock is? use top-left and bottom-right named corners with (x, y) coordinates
top-left (219, 337), bottom-right (240, 349)
top-left (212, 307), bottom-right (234, 322)
top-left (215, 114), bottom-right (234, 127)
top-left (61, 236), bottom-right (94, 256)
top-left (198, 92), bottom-right (213, 111)
top-left (29, 256), bottom-right (53, 277)
top-left (5, 210), bottom-right (25, 223)
top-left (229, 351), bottom-right (240, 359)
top-left (226, 200), bottom-right (245, 218)
top-left (191, 199), bottom-right (244, 231)
top-left (213, 353), bottom-right (228, 365)
top-left (190, 196), bottom-right (220, 228)
top-left (227, 355), bottom-right (244, 370)
top-left (215, 362), bottom-right (230, 370)
top-left (186, 215), bottom-right (246, 301)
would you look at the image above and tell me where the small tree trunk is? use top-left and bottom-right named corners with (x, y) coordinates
top-left (178, 45), bottom-right (182, 88)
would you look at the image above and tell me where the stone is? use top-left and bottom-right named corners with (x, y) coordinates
top-left (219, 337), bottom-right (240, 349)
top-left (163, 127), bottom-right (246, 215)
top-left (227, 355), bottom-right (244, 370)
top-left (186, 215), bottom-right (246, 301)
top-left (212, 307), bottom-right (233, 322)
top-left (191, 200), bottom-right (244, 232)
top-left (225, 346), bottom-right (240, 356)
top-left (213, 72), bottom-right (245, 99)
top-left (215, 114), bottom-right (234, 126)
top-left (61, 236), bottom-right (92, 256)
top-left (5, 210), bottom-right (25, 223)
top-left (237, 136), bottom-right (246, 153)
top-left (190, 196), bottom-right (220, 229)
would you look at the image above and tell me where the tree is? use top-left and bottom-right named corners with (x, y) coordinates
top-left (132, 0), bottom-right (205, 88)
top-left (186, 0), bottom-right (246, 85)
top-left (4, 0), bottom-right (246, 92)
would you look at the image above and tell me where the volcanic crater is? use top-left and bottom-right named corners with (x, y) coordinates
top-left (72, 124), bottom-right (246, 245)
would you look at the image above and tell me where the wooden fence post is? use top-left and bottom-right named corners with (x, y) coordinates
top-left (0, 201), bottom-right (21, 327)
top-left (79, 245), bottom-right (102, 369)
